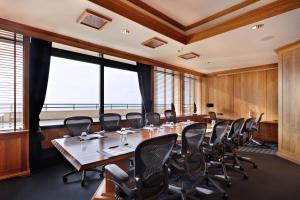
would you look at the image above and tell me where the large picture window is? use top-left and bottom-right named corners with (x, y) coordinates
top-left (41, 56), bottom-right (100, 125)
top-left (104, 67), bottom-right (141, 115)
top-left (40, 47), bottom-right (141, 125)
top-left (0, 29), bottom-right (23, 131)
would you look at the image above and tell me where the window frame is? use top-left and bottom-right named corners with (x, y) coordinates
top-left (41, 48), bottom-right (140, 126)
top-left (0, 29), bottom-right (28, 132)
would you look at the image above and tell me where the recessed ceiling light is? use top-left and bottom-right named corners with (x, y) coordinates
top-left (251, 24), bottom-right (264, 30)
top-left (122, 29), bottom-right (130, 35)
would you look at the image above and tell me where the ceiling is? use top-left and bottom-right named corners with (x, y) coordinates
top-left (0, 0), bottom-right (299, 73)
top-left (140, 0), bottom-right (245, 26)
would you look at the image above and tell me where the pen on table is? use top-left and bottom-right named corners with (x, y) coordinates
top-left (108, 143), bottom-right (128, 149)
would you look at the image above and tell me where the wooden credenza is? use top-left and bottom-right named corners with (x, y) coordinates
top-left (0, 130), bottom-right (30, 180)
top-left (276, 40), bottom-right (300, 165)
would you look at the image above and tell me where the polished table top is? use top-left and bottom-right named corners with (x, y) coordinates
top-left (52, 123), bottom-right (212, 171)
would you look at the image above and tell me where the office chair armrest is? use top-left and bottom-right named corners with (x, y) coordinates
top-left (105, 164), bottom-right (129, 183)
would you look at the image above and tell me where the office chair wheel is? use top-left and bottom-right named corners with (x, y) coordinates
top-left (226, 181), bottom-right (232, 188)
top-left (62, 177), bottom-right (67, 183)
top-left (223, 193), bottom-right (229, 200)
top-left (243, 174), bottom-right (248, 180)
top-left (81, 180), bottom-right (86, 187)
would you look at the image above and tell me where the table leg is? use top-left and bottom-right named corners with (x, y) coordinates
top-left (92, 158), bottom-right (129, 200)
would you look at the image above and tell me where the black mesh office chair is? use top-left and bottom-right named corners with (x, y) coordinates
top-left (237, 118), bottom-right (258, 168)
top-left (204, 120), bottom-right (234, 187)
top-left (208, 111), bottom-right (218, 123)
top-left (62, 116), bottom-right (103, 187)
top-left (169, 123), bottom-right (228, 199)
top-left (105, 134), bottom-right (180, 200)
top-left (126, 112), bottom-right (144, 129)
top-left (164, 110), bottom-right (177, 123)
top-left (223, 118), bottom-right (249, 177)
top-left (145, 112), bottom-right (161, 126)
top-left (248, 113), bottom-right (267, 147)
top-left (100, 113), bottom-right (121, 132)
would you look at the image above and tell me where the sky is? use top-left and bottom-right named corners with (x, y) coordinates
top-left (45, 56), bottom-right (141, 105)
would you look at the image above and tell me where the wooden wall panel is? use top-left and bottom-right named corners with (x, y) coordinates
top-left (215, 75), bottom-right (234, 115)
top-left (207, 69), bottom-right (277, 121)
top-left (234, 71), bottom-right (267, 119)
top-left (266, 70), bottom-right (278, 121)
top-left (0, 131), bottom-right (30, 180)
top-left (277, 41), bottom-right (300, 165)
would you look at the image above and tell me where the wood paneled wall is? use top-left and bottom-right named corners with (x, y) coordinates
top-left (277, 40), bottom-right (300, 165)
top-left (206, 66), bottom-right (278, 121)
top-left (0, 131), bottom-right (30, 180)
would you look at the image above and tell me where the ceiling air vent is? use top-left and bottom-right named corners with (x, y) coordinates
top-left (142, 37), bottom-right (168, 48)
top-left (77, 9), bottom-right (112, 30)
top-left (178, 52), bottom-right (200, 60)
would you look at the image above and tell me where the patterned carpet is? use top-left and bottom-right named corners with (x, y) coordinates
top-left (238, 145), bottom-right (277, 155)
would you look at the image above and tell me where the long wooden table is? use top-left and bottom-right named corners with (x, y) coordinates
top-left (52, 123), bottom-right (203, 200)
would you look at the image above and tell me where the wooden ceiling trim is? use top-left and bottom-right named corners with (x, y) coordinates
top-left (207, 63), bottom-right (278, 77)
top-left (185, 0), bottom-right (259, 31)
top-left (0, 17), bottom-right (205, 77)
top-left (88, 0), bottom-right (186, 44)
top-left (127, 0), bottom-right (186, 30)
top-left (187, 0), bottom-right (300, 44)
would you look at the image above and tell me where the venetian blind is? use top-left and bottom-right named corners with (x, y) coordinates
top-left (0, 29), bottom-right (23, 130)
top-left (154, 67), bottom-right (174, 114)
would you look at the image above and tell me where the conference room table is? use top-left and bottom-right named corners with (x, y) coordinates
top-left (52, 122), bottom-right (212, 200)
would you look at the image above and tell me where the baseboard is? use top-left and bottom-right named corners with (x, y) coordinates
top-left (277, 150), bottom-right (300, 165)
top-left (0, 170), bottom-right (30, 181)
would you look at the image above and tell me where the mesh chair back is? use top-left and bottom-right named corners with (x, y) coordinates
top-left (228, 118), bottom-right (244, 139)
top-left (145, 112), bottom-right (161, 126)
top-left (126, 112), bottom-right (144, 129)
top-left (210, 120), bottom-right (229, 146)
top-left (64, 116), bottom-right (93, 137)
top-left (181, 123), bottom-right (207, 177)
top-left (256, 113), bottom-right (264, 123)
top-left (164, 110), bottom-right (176, 123)
top-left (134, 134), bottom-right (177, 199)
top-left (100, 113), bottom-right (121, 132)
top-left (209, 111), bottom-right (217, 121)
top-left (241, 117), bottom-right (256, 134)
top-left (252, 113), bottom-right (264, 132)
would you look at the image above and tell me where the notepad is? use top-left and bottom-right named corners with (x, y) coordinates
top-left (101, 146), bottom-right (134, 157)
top-left (79, 133), bottom-right (104, 141)
top-left (116, 130), bottom-right (136, 134)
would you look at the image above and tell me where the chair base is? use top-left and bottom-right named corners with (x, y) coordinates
top-left (247, 138), bottom-right (270, 149)
top-left (62, 168), bottom-right (104, 187)
top-left (169, 174), bottom-right (228, 200)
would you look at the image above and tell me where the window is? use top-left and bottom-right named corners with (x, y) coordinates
top-left (41, 56), bottom-right (100, 124)
top-left (104, 67), bottom-right (141, 115)
top-left (0, 29), bottom-right (23, 131)
top-left (154, 67), bottom-right (174, 114)
top-left (41, 47), bottom-right (141, 125)
top-left (183, 75), bottom-right (195, 115)
top-left (183, 74), bottom-right (202, 115)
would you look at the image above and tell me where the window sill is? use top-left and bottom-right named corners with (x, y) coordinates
top-left (0, 129), bottom-right (29, 136)
top-left (40, 114), bottom-right (208, 129)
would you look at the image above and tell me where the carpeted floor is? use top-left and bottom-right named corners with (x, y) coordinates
top-left (0, 152), bottom-right (300, 200)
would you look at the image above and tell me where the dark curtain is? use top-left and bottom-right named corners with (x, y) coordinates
top-left (29, 38), bottom-right (52, 169)
top-left (137, 63), bottom-right (152, 114)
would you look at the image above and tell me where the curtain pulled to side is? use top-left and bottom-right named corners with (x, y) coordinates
top-left (29, 38), bottom-right (52, 169)
top-left (137, 63), bottom-right (152, 114)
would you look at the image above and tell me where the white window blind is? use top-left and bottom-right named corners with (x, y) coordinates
top-left (0, 29), bottom-right (23, 130)
top-left (183, 74), bottom-right (195, 115)
top-left (154, 67), bottom-right (174, 114)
